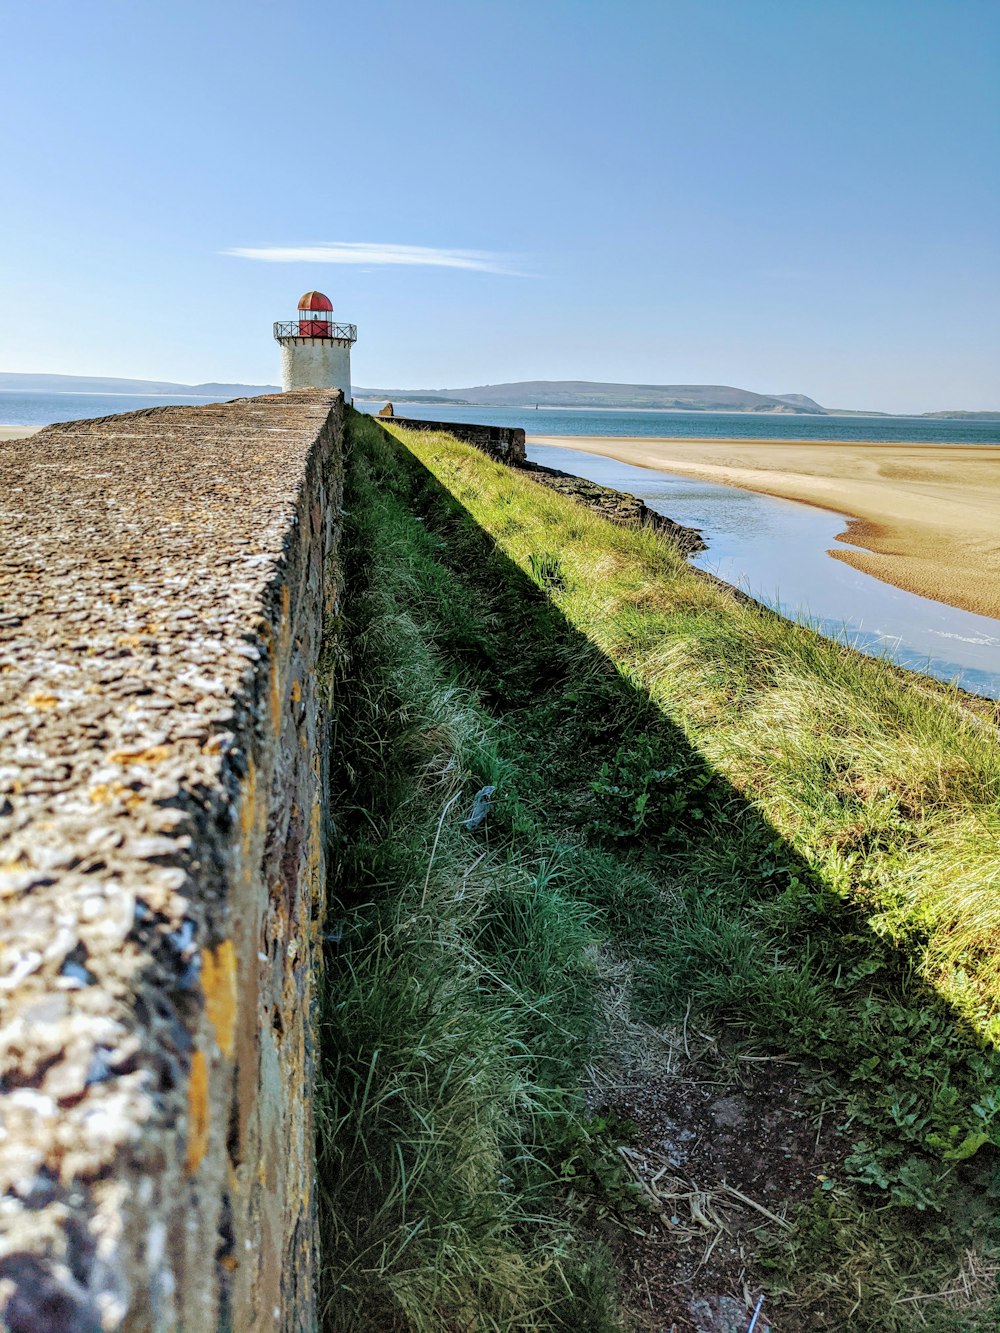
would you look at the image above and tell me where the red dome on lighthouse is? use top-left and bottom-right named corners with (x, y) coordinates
top-left (298, 291), bottom-right (333, 312)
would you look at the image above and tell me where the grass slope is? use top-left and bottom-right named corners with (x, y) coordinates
top-left (316, 410), bottom-right (1000, 1330)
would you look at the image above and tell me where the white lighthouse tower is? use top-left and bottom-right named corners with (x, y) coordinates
top-left (273, 291), bottom-right (357, 401)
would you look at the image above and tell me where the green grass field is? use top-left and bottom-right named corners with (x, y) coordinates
top-left (315, 409), bottom-right (1000, 1330)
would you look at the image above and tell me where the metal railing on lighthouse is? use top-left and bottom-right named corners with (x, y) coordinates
top-left (273, 321), bottom-right (358, 342)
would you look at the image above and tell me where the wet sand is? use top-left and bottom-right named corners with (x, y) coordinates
top-left (529, 435), bottom-right (1000, 621)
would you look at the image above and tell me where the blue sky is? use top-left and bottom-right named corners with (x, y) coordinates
top-left (1, 0), bottom-right (997, 411)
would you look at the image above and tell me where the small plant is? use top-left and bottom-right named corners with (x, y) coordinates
top-left (528, 550), bottom-right (566, 591)
top-left (588, 733), bottom-right (712, 842)
top-left (547, 1113), bottom-right (646, 1214)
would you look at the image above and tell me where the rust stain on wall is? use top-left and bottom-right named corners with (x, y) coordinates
top-left (185, 1049), bottom-right (211, 1174)
top-left (270, 655), bottom-right (282, 732)
top-left (109, 743), bottom-right (174, 766)
top-left (239, 757), bottom-right (259, 842)
top-left (202, 940), bottom-right (238, 1059)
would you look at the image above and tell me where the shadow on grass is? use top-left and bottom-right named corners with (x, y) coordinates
top-left (373, 418), bottom-right (1000, 1189)
top-left (319, 413), bottom-right (1000, 1329)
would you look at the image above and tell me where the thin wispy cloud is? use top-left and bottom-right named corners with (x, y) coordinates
top-left (225, 241), bottom-right (525, 275)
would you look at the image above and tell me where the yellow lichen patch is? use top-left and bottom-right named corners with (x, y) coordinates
top-left (270, 655), bottom-right (281, 731)
top-left (109, 745), bottom-right (173, 767)
top-left (88, 780), bottom-right (143, 809)
top-left (308, 794), bottom-right (322, 886)
top-left (291, 678), bottom-right (302, 705)
top-left (239, 758), bottom-right (258, 841)
top-left (280, 582), bottom-right (293, 654)
top-left (26, 693), bottom-right (60, 710)
top-left (201, 939), bottom-right (238, 1059)
top-left (185, 1048), bottom-right (211, 1174)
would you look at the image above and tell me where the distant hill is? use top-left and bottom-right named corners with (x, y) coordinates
top-left (356, 382), bottom-right (995, 418)
top-left (919, 410), bottom-right (1000, 420)
top-left (0, 372), bottom-right (280, 397)
top-left (771, 393), bottom-right (826, 412)
top-left (355, 381), bottom-right (822, 413)
top-left (3, 373), bottom-right (993, 418)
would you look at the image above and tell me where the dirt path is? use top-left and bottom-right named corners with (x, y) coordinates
top-left (588, 966), bottom-right (846, 1332)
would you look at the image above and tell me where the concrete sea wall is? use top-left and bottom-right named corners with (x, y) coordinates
top-left (0, 391), bottom-right (344, 1332)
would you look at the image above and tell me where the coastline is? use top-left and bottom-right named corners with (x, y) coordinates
top-left (528, 434), bottom-right (1000, 621)
top-left (0, 426), bottom-right (40, 441)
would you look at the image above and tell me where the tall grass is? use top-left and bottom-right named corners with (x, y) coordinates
top-left (317, 410), bottom-right (1000, 1331)
top-left (314, 428), bottom-right (619, 1331)
top-left (383, 418), bottom-right (1000, 1036)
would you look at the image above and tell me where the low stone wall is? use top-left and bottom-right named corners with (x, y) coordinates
top-left (384, 415), bottom-right (526, 465)
top-left (0, 390), bottom-right (344, 1332)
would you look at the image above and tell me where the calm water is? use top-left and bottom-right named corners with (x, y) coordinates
top-left (529, 444), bottom-right (1000, 700)
top-left (358, 400), bottom-right (1000, 446)
top-left (0, 390), bottom-right (250, 425)
top-left (5, 391), bottom-right (998, 445)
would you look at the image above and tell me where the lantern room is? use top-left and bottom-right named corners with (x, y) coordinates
top-left (297, 290), bottom-right (334, 338)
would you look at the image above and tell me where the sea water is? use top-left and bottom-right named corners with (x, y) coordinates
top-left (0, 390), bottom-right (229, 426)
top-left (354, 400), bottom-right (1000, 446)
top-left (3, 391), bottom-right (999, 444)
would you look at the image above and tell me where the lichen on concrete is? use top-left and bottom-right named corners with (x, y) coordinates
top-left (0, 390), bottom-right (344, 1331)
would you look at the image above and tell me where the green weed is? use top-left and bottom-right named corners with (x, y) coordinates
top-left (315, 419), bottom-right (623, 1331)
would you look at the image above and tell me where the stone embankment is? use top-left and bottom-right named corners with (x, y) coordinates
top-left (0, 391), bottom-right (344, 1332)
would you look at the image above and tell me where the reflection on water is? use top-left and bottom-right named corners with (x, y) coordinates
top-left (528, 444), bottom-right (1000, 701)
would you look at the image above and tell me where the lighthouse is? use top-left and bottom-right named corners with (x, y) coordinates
top-left (273, 291), bottom-right (358, 401)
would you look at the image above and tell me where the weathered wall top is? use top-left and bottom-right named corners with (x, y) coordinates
top-left (0, 391), bottom-right (343, 1331)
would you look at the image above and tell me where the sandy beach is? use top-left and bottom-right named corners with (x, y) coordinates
top-left (530, 435), bottom-right (1000, 621)
top-left (0, 426), bottom-right (40, 441)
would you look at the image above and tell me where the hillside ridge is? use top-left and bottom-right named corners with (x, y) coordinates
top-left (2, 372), bottom-right (996, 418)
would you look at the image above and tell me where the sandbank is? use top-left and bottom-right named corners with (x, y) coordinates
top-left (529, 435), bottom-right (1000, 621)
